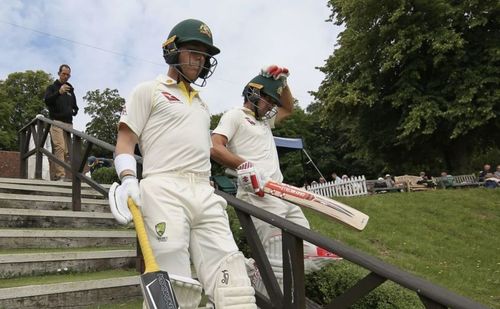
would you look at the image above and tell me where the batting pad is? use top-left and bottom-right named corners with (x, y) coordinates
top-left (170, 274), bottom-right (203, 309)
top-left (214, 252), bottom-right (256, 308)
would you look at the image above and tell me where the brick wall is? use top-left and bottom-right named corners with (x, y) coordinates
top-left (0, 150), bottom-right (94, 180)
top-left (0, 151), bottom-right (20, 178)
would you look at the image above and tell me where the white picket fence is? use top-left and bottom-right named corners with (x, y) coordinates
top-left (306, 176), bottom-right (368, 197)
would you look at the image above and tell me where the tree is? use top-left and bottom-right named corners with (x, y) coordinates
top-left (0, 70), bottom-right (53, 150)
top-left (83, 88), bottom-right (124, 156)
top-left (314, 0), bottom-right (500, 174)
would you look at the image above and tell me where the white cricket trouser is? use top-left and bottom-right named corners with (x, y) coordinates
top-left (140, 173), bottom-right (240, 298)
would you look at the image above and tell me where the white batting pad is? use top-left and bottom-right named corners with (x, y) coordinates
top-left (170, 274), bottom-right (203, 309)
top-left (214, 252), bottom-right (256, 308)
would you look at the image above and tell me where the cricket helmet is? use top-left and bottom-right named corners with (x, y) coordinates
top-left (162, 19), bottom-right (219, 80)
top-left (243, 74), bottom-right (285, 107)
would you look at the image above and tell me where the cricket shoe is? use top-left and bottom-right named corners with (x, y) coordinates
top-left (304, 247), bottom-right (342, 274)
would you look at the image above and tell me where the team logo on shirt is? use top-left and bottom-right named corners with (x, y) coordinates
top-left (161, 91), bottom-right (181, 102)
top-left (155, 222), bottom-right (168, 242)
top-left (245, 117), bottom-right (256, 125)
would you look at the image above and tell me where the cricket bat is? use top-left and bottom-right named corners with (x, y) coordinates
top-left (128, 198), bottom-right (179, 309)
top-left (262, 181), bottom-right (369, 231)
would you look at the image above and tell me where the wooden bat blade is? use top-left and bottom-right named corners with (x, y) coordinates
top-left (128, 198), bottom-right (179, 309)
top-left (141, 271), bottom-right (178, 309)
top-left (263, 181), bottom-right (369, 230)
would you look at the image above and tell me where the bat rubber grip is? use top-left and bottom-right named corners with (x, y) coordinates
top-left (128, 198), bottom-right (160, 273)
top-left (250, 174), bottom-right (264, 197)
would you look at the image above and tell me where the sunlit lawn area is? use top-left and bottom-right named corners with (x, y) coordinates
top-left (305, 188), bottom-right (500, 308)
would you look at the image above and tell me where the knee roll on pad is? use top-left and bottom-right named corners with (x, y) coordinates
top-left (214, 252), bottom-right (257, 308)
top-left (170, 274), bottom-right (203, 309)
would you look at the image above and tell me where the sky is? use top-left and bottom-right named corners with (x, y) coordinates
top-left (0, 0), bottom-right (342, 131)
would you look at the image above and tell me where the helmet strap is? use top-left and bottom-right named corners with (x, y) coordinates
top-left (244, 89), bottom-right (276, 120)
top-left (168, 49), bottom-right (216, 87)
top-left (172, 64), bottom-right (208, 87)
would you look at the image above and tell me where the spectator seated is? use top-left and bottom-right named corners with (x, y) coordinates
top-left (432, 173), bottom-right (480, 189)
top-left (483, 173), bottom-right (499, 189)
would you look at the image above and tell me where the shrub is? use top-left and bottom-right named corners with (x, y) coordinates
top-left (305, 262), bottom-right (423, 308)
top-left (227, 206), bottom-right (422, 308)
top-left (91, 167), bottom-right (119, 184)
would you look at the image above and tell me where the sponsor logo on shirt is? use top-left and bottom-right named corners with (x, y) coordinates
top-left (245, 117), bottom-right (256, 125)
top-left (161, 91), bottom-right (181, 102)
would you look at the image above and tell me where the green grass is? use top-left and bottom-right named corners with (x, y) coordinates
top-left (304, 188), bottom-right (500, 309)
top-left (0, 269), bottom-right (137, 288)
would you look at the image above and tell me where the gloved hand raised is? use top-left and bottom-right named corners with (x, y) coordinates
top-left (261, 65), bottom-right (290, 86)
top-left (108, 175), bottom-right (142, 225)
top-left (237, 161), bottom-right (265, 197)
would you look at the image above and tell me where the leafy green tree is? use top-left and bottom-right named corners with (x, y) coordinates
top-left (83, 88), bottom-right (124, 156)
top-left (315, 0), bottom-right (500, 175)
top-left (0, 70), bottom-right (53, 150)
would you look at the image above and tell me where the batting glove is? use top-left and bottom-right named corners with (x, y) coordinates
top-left (261, 65), bottom-right (290, 87)
top-left (121, 176), bottom-right (141, 206)
top-left (108, 175), bottom-right (142, 225)
top-left (237, 161), bottom-right (265, 197)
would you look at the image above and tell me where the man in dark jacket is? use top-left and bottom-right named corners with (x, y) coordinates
top-left (44, 64), bottom-right (78, 181)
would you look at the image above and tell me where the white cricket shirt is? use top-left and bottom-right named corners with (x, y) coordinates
top-left (213, 107), bottom-right (283, 182)
top-left (119, 74), bottom-right (212, 177)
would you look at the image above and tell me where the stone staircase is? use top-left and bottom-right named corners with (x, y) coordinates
top-left (0, 177), bottom-right (142, 309)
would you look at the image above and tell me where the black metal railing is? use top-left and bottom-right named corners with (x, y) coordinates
top-left (18, 116), bottom-right (488, 309)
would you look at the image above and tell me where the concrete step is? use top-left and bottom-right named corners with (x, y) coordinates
top-left (0, 229), bottom-right (136, 249)
top-left (0, 250), bottom-right (136, 279)
top-left (0, 275), bottom-right (142, 309)
top-left (0, 193), bottom-right (109, 212)
top-left (0, 183), bottom-right (104, 199)
top-left (0, 208), bottom-right (118, 229)
top-left (0, 177), bottom-right (111, 189)
top-left (0, 274), bottom-right (213, 309)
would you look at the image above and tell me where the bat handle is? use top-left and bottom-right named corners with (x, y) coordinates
top-left (128, 198), bottom-right (160, 273)
top-left (250, 175), bottom-right (264, 197)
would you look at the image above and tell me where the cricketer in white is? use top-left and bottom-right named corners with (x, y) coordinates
top-left (109, 19), bottom-right (256, 309)
top-left (211, 66), bottom-right (342, 295)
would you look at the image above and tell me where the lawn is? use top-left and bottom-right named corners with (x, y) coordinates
top-left (304, 188), bottom-right (500, 308)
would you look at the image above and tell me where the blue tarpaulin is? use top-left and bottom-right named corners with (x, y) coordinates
top-left (274, 136), bottom-right (303, 150)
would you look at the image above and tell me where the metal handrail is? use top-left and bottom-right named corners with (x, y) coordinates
top-left (18, 116), bottom-right (489, 309)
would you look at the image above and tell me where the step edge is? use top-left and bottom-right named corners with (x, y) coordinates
top-left (0, 275), bottom-right (140, 299)
top-left (0, 249), bottom-right (136, 263)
